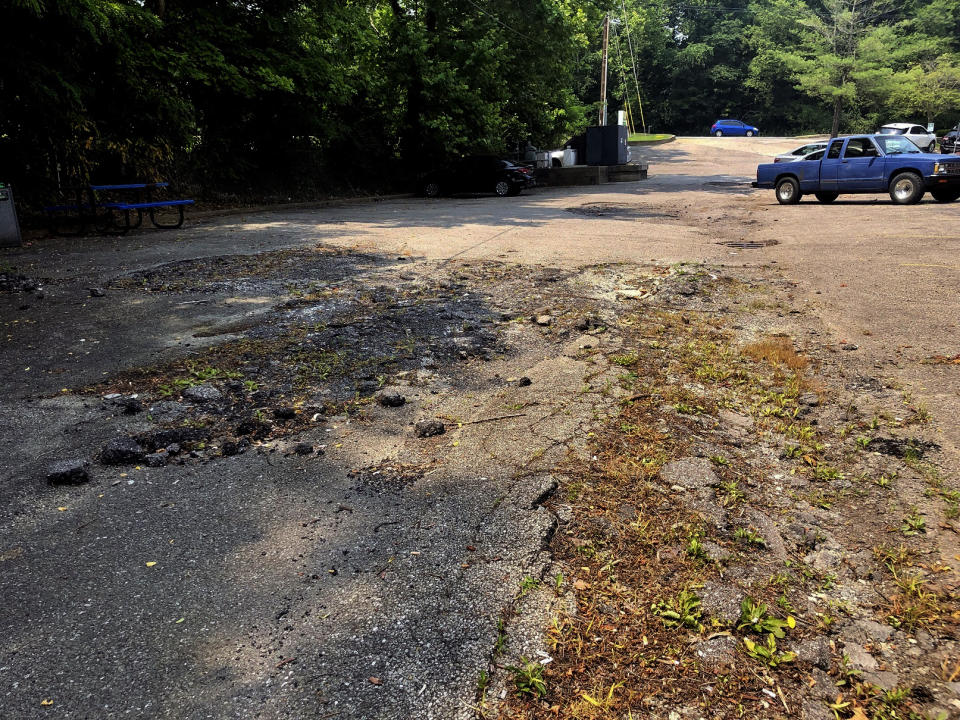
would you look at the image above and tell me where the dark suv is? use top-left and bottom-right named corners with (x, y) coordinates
top-left (941, 125), bottom-right (959, 154)
top-left (419, 155), bottom-right (535, 198)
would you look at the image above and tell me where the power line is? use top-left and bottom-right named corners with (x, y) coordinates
top-left (617, 0), bottom-right (646, 130)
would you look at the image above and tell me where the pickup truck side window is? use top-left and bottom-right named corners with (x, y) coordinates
top-left (843, 138), bottom-right (878, 158)
top-left (827, 141), bottom-right (843, 159)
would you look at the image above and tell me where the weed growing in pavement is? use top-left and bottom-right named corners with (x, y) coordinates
top-left (506, 658), bottom-right (546, 699)
top-left (734, 527), bottom-right (766, 547)
top-left (686, 532), bottom-right (706, 560)
top-left (813, 464), bottom-right (843, 482)
top-left (901, 508), bottom-right (926, 536)
top-left (742, 633), bottom-right (796, 667)
top-left (784, 444), bottom-right (803, 459)
top-left (493, 617), bottom-right (507, 655)
top-left (855, 435), bottom-right (871, 450)
top-left (718, 479), bottom-right (745, 506)
top-left (517, 576), bottom-right (541, 598)
top-left (610, 353), bottom-right (639, 367)
top-left (737, 597), bottom-right (795, 638)
top-left (652, 589), bottom-right (703, 631)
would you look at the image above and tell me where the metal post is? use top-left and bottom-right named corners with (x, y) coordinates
top-left (599, 14), bottom-right (609, 126)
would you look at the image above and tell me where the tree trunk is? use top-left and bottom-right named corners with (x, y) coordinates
top-left (830, 97), bottom-right (842, 138)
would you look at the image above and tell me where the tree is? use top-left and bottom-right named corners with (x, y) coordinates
top-left (889, 54), bottom-right (960, 123)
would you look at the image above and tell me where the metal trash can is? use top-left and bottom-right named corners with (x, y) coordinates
top-left (535, 151), bottom-right (551, 169)
top-left (0, 183), bottom-right (22, 247)
top-left (562, 148), bottom-right (578, 167)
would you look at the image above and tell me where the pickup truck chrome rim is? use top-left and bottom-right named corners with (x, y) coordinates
top-left (893, 179), bottom-right (915, 201)
top-left (778, 182), bottom-right (794, 200)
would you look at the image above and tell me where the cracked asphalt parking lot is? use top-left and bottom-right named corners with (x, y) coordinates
top-left (1, 137), bottom-right (959, 719)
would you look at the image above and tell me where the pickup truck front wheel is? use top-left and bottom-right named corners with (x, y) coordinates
top-left (889, 172), bottom-right (924, 205)
top-left (775, 177), bottom-right (801, 205)
top-left (814, 191), bottom-right (839, 203)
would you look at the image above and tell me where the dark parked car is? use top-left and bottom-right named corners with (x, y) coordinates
top-left (941, 126), bottom-right (959, 154)
top-left (419, 155), bottom-right (535, 197)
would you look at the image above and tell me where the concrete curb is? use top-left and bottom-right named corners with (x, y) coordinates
top-left (628, 135), bottom-right (676, 147)
top-left (189, 192), bottom-right (415, 222)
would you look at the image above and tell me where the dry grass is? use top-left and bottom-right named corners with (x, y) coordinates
top-left (742, 335), bottom-right (808, 372)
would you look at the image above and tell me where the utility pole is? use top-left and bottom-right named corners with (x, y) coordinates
top-left (599, 13), bottom-right (609, 126)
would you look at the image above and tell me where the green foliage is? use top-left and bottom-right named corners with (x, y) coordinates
top-left (652, 589), bottom-right (703, 630)
top-left (7, 0), bottom-right (960, 208)
top-left (743, 633), bottom-right (796, 667)
top-left (738, 597), bottom-right (795, 638)
top-left (507, 657), bottom-right (547, 698)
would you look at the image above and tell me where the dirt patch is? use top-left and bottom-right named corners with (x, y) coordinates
top-left (718, 239), bottom-right (780, 249)
top-left (565, 203), bottom-right (679, 220)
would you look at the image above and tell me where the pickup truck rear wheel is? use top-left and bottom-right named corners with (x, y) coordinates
top-left (931, 188), bottom-right (960, 203)
top-left (775, 177), bottom-right (801, 205)
top-left (814, 191), bottom-right (839, 203)
top-left (889, 172), bottom-right (924, 204)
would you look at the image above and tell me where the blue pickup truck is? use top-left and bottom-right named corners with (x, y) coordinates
top-left (753, 134), bottom-right (960, 205)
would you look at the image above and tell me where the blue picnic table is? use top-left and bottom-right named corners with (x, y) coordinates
top-left (45, 182), bottom-right (194, 235)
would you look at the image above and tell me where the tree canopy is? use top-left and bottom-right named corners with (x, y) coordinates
top-left (2, 0), bottom-right (959, 209)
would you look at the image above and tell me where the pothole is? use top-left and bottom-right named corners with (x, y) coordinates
top-left (717, 239), bottom-right (779, 249)
top-left (565, 203), bottom-right (677, 219)
top-left (702, 181), bottom-right (754, 194)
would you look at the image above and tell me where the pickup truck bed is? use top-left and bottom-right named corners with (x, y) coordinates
top-left (753, 134), bottom-right (960, 205)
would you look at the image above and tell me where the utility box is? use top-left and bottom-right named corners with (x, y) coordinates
top-left (586, 125), bottom-right (628, 166)
top-left (0, 183), bottom-right (22, 247)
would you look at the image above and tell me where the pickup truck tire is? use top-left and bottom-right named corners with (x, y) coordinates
top-left (931, 188), bottom-right (960, 203)
top-left (814, 191), bottom-right (839, 203)
top-left (775, 177), bottom-right (801, 205)
top-left (889, 172), bottom-right (924, 204)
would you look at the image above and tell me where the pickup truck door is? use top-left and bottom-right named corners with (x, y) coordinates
top-left (837, 138), bottom-right (884, 190)
top-left (819, 139), bottom-right (844, 188)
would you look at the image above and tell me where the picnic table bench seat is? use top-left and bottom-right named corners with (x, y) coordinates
top-left (44, 182), bottom-right (194, 235)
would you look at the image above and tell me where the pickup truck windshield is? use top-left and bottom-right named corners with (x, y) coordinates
top-left (875, 136), bottom-right (922, 154)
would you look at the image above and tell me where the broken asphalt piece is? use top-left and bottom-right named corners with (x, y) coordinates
top-left (533, 314), bottom-right (553, 326)
top-left (517, 376), bottom-right (532, 387)
top-left (144, 453), bottom-right (167, 468)
top-left (182, 384), bottom-right (222, 402)
top-left (0, 272), bottom-right (39, 293)
top-left (414, 419), bottom-right (445, 438)
top-left (139, 428), bottom-right (206, 452)
top-left (100, 436), bottom-right (145, 465)
top-left (46, 459), bottom-right (90, 485)
top-left (89, 287), bottom-right (106, 297)
top-left (105, 395), bottom-right (143, 414)
top-left (293, 442), bottom-right (314, 456)
top-left (236, 419), bottom-right (271, 439)
top-left (272, 407), bottom-right (296, 420)
top-left (376, 391), bottom-right (406, 407)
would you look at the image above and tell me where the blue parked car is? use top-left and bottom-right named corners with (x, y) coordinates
top-left (710, 119), bottom-right (760, 137)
